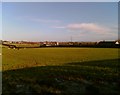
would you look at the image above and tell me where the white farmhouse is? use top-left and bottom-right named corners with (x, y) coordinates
top-left (115, 41), bottom-right (119, 45)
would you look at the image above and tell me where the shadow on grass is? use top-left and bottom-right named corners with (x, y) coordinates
top-left (66, 58), bottom-right (120, 68)
top-left (2, 59), bottom-right (120, 95)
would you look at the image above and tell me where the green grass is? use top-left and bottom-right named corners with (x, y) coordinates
top-left (2, 47), bottom-right (119, 94)
top-left (0, 46), bottom-right (2, 71)
top-left (2, 48), bottom-right (119, 71)
top-left (11, 43), bottom-right (40, 47)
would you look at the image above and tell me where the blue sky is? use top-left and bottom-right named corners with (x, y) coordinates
top-left (0, 2), bottom-right (2, 40)
top-left (1, 0), bottom-right (120, 2)
top-left (2, 2), bottom-right (118, 42)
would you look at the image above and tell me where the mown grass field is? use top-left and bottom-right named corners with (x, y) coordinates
top-left (10, 43), bottom-right (40, 48)
top-left (2, 47), bottom-right (120, 94)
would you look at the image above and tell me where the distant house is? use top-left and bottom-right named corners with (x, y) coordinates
top-left (115, 41), bottom-right (119, 45)
top-left (41, 41), bottom-right (57, 47)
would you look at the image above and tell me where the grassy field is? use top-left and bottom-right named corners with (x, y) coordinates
top-left (2, 47), bottom-right (119, 94)
top-left (10, 43), bottom-right (40, 48)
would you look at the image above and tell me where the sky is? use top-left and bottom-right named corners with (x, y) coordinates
top-left (2, 2), bottom-right (118, 42)
top-left (0, 2), bottom-right (2, 40)
top-left (1, 0), bottom-right (120, 2)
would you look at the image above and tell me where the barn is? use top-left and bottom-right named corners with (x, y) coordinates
top-left (97, 41), bottom-right (119, 48)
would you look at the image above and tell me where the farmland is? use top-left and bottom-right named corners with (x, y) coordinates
top-left (2, 47), bottom-right (120, 94)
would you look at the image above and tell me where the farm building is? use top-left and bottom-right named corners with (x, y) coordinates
top-left (97, 41), bottom-right (119, 47)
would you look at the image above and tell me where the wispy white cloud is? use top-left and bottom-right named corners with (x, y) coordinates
top-left (31, 18), bottom-right (61, 23)
top-left (54, 23), bottom-right (118, 41)
top-left (53, 26), bottom-right (65, 29)
top-left (66, 23), bottom-right (110, 34)
top-left (18, 16), bottom-right (61, 23)
top-left (54, 23), bottom-right (117, 34)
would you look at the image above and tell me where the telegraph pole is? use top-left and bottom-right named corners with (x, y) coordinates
top-left (71, 36), bottom-right (72, 42)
